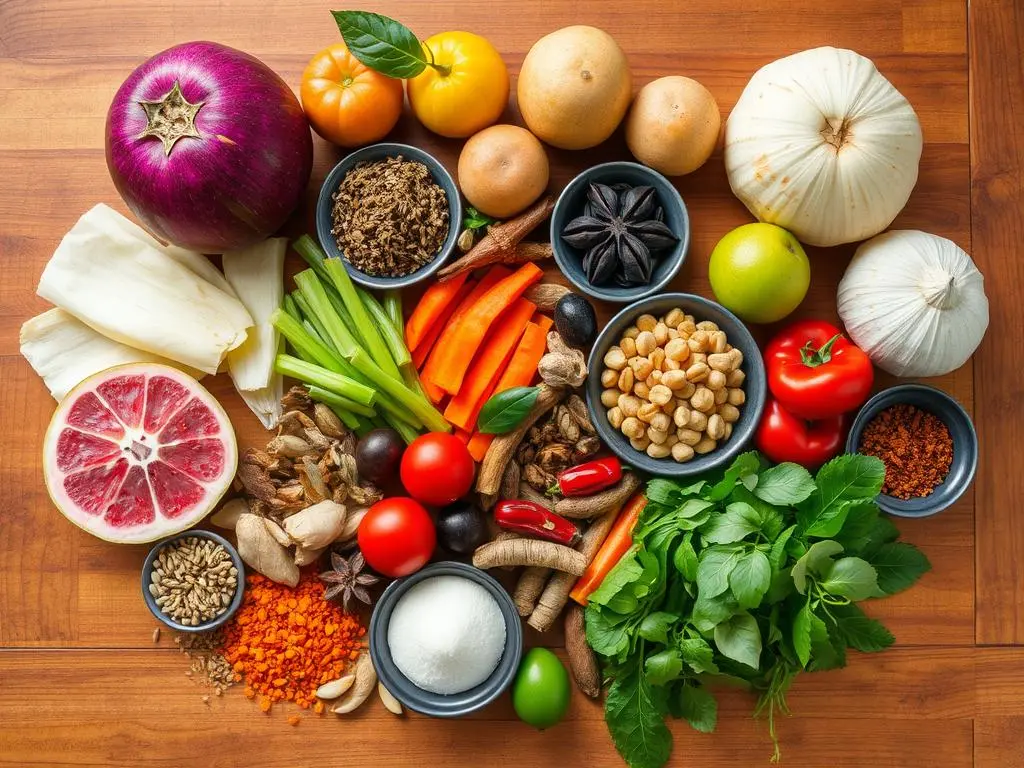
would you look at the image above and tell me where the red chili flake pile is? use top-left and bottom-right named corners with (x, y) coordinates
top-left (859, 403), bottom-right (954, 500)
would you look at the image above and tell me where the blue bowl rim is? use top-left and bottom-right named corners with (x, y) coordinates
top-left (141, 528), bottom-right (245, 633)
top-left (315, 142), bottom-right (463, 290)
top-left (845, 383), bottom-right (978, 518)
top-left (369, 561), bottom-right (523, 718)
top-left (551, 160), bottom-right (691, 304)
top-left (586, 292), bottom-right (767, 478)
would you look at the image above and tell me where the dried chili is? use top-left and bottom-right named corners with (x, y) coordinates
top-left (859, 404), bottom-right (953, 499)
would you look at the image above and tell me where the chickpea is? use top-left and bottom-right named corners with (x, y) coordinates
top-left (730, 348), bottom-right (744, 368)
top-left (607, 407), bottom-right (624, 429)
top-left (664, 433), bottom-right (680, 448)
top-left (685, 361), bottom-right (710, 383)
top-left (673, 405), bottom-right (690, 428)
top-left (664, 308), bottom-right (685, 327)
top-left (636, 314), bottom-right (657, 332)
top-left (679, 381), bottom-right (696, 399)
top-left (662, 399), bottom-right (677, 415)
top-left (618, 367), bottom-right (635, 393)
top-left (728, 388), bottom-right (746, 406)
top-left (726, 369), bottom-right (746, 388)
top-left (709, 330), bottom-right (728, 354)
top-left (650, 412), bottom-right (672, 433)
top-left (649, 384), bottom-right (674, 406)
top-left (653, 322), bottom-right (670, 346)
top-left (620, 336), bottom-right (638, 358)
top-left (619, 394), bottom-right (642, 417)
top-left (690, 352), bottom-right (707, 366)
top-left (667, 328), bottom-right (680, 341)
top-left (664, 358), bottom-right (682, 371)
top-left (714, 387), bottom-right (729, 405)
top-left (638, 402), bottom-right (661, 423)
top-left (604, 347), bottom-right (627, 370)
top-left (664, 337), bottom-right (690, 362)
top-left (708, 352), bottom-right (736, 372)
top-left (719, 403), bottom-right (741, 423)
top-left (688, 410), bottom-right (708, 432)
top-left (648, 426), bottom-right (669, 445)
top-left (623, 325), bottom-right (641, 340)
top-left (630, 356), bottom-right (655, 381)
top-left (621, 416), bottom-right (645, 440)
top-left (696, 320), bottom-right (719, 332)
top-left (694, 437), bottom-right (718, 454)
top-left (677, 428), bottom-right (702, 446)
top-left (601, 368), bottom-right (618, 388)
top-left (723, 423), bottom-right (733, 441)
top-left (672, 442), bottom-right (695, 462)
top-left (601, 388), bottom-right (620, 408)
top-left (647, 441), bottom-right (672, 459)
top-left (650, 347), bottom-right (666, 371)
top-left (635, 331), bottom-right (658, 357)
top-left (630, 435), bottom-right (651, 452)
top-left (678, 319), bottom-right (697, 335)
top-left (691, 386), bottom-right (715, 413)
top-left (634, 381), bottom-right (651, 399)
top-left (645, 370), bottom-right (662, 388)
top-left (706, 370), bottom-right (727, 391)
top-left (707, 413), bottom-right (726, 440)
top-left (662, 369), bottom-right (688, 390)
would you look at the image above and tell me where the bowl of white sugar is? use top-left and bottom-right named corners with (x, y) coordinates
top-left (368, 561), bottom-right (523, 717)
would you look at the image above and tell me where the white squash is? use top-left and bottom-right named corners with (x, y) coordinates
top-left (725, 47), bottom-right (923, 247)
top-left (837, 230), bottom-right (989, 377)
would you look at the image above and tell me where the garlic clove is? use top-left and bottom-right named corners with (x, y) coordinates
top-left (316, 674), bottom-right (355, 700)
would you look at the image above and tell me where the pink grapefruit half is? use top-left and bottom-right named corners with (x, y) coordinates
top-left (43, 363), bottom-right (237, 544)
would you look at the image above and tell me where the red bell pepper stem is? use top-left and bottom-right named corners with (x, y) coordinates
top-left (551, 457), bottom-right (623, 497)
top-left (494, 500), bottom-right (581, 546)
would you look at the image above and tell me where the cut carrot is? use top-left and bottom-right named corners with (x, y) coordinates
top-left (412, 279), bottom-right (475, 369)
top-left (420, 266), bottom-right (511, 389)
top-left (454, 428), bottom-right (472, 444)
top-left (427, 263), bottom-right (544, 395)
top-left (443, 298), bottom-right (536, 431)
top-left (405, 271), bottom-right (470, 352)
top-left (570, 492), bottom-right (647, 606)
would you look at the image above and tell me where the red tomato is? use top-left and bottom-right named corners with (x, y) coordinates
top-left (400, 432), bottom-right (476, 506)
top-left (358, 497), bottom-right (436, 578)
top-left (765, 319), bottom-right (874, 419)
top-left (755, 398), bottom-right (847, 469)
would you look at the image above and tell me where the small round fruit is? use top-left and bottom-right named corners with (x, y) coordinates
top-left (435, 501), bottom-right (488, 555)
top-left (708, 222), bottom-right (811, 324)
top-left (458, 125), bottom-right (549, 218)
top-left (300, 42), bottom-right (404, 147)
top-left (400, 432), bottom-right (475, 506)
top-left (407, 31), bottom-right (509, 139)
top-left (626, 75), bottom-right (721, 176)
top-left (554, 293), bottom-right (598, 349)
top-left (517, 25), bottom-right (632, 150)
top-left (355, 428), bottom-right (405, 486)
top-left (358, 497), bottom-right (436, 578)
top-left (512, 647), bottom-right (571, 729)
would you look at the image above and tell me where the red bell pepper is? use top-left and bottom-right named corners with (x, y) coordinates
top-left (765, 319), bottom-right (873, 419)
top-left (755, 398), bottom-right (847, 468)
top-left (551, 457), bottom-right (622, 497)
top-left (494, 500), bottom-right (581, 546)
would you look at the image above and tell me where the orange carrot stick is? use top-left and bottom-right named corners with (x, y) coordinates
top-left (569, 492), bottom-right (647, 606)
top-left (427, 263), bottom-right (544, 395)
top-left (413, 280), bottom-right (475, 369)
top-left (443, 298), bottom-right (537, 431)
top-left (405, 271), bottom-right (470, 352)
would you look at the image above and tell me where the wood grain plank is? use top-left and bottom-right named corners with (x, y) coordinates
top-left (969, 0), bottom-right (1024, 644)
top-left (976, 718), bottom-right (1024, 768)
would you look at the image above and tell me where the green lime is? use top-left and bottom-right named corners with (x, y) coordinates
top-left (708, 222), bottom-right (810, 324)
top-left (512, 647), bottom-right (571, 729)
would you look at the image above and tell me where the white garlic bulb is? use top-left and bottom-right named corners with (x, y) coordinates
top-left (837, 230), bottom-right (989, 377)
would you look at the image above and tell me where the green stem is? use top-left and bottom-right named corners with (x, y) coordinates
top-left (307, 385), bottom-right (375, 418)
top-left (292, 234), bottom-right (333, 285)
top-left (360, 288), bottom-right (411, 368)
top-left (282, 294), bottom-right (302, 323)
top-left (274, 354), bottom-right (376, 407)
top-left (272, 309), bottom-right (344, 372)
top-left (382, 410), bottom-right (420, 444)
top-left (382, 290), bottom-right (403, 331)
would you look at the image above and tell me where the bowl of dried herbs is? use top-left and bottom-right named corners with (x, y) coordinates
top-left (551, 161), bottom-right (689, 303)
top-left (316, 143), bottom-right (462, 290)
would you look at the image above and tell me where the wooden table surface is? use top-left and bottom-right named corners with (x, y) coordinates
top-left (1, 1), bottom-right (1022, 766)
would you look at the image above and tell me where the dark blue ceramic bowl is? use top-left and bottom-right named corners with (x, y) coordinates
top-left (551, 161), bottom-right (690, 303)
top-left (846, 384), bottom-right (978, 517)
top-left (141, 529), bottom-right (244, 633)
top-left (316, 143), bottom-right (462, 290)
top-left (586, 293), bottom-right (767, 478)
top-left (369, 561), bottom-right (523, 718)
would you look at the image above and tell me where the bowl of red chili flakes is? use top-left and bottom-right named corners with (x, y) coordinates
top-left (846, 384), bottom-right (978, 518)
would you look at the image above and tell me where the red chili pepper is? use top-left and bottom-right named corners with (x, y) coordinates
top-left (765, 319), bottom-right (874, 420)
top-left (552, 457), bottom-right (623, 497)
top-left (494, 500), bottom-right (581, 546)
top-left (755, 398), bottom-right (848, 469)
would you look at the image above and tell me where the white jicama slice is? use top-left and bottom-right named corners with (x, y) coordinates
top-left (223, 238), bottom-right (287, 428)
top-left (36, 204), bottom-right (253, 375)
top-left (20, 308), bottom-right (203, 401)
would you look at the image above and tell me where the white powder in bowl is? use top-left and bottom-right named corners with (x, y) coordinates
top-left (387, 575), bottom-right (506, 695)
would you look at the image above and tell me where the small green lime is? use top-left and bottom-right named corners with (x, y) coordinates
top-left (512, 647), bottom-right (571, 729)
top-left (708, 222), bottom-right (811, 324)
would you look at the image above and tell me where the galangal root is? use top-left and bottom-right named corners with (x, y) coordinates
top-left (472, 538), bottom-right (587, 576)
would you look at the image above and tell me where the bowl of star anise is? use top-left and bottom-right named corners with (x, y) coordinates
top-left (551, 161), bottom-right (690, 303)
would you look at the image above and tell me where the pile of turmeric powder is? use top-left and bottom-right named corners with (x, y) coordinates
top-left (221, 571), bottom-right (365, 714)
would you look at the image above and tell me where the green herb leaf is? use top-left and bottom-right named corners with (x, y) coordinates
top-left (792, 601), bottom-right (813, 667)
top-left (769, 525), bottom-right (797, 570)
top-left (477, 386), bottom-right (540, 434)
top-left (463, 207), bottom-right (497, 231)
top-left (820, 556), bottom-right (882, 601)
top-left (331, 11), bottom-right (427, 79)
top-left (588, 550), bottom-right (643, 607)
top-left (832, 500), bottom-right (883, 554)
top-left (691, 592), bottom-right (737, 633)
top-left (673, 533), bottom-right (699, 582)
top-left (605, 659), bottom-right (673, 768)
top-left (706, 451), bottom-right (761, 501)
top-left (678, 637), bottom-right (719, 675)
top-left (646, 648), bottom-right (684, 686)
top-left (754, 462), bottom-right (816, 505)
top-left (791, 540), bottom-right (844, 594)
top-left (585, 607), bottom-right (633, 660)
top-left (797, 455), bottom-right (886, 537)
top-left (831, 602), bottom-right (896, 652)
top-left (729, 550), bottom-right (772, 609)
top-left (696, 547), bottom-right (743, 599)
top-left (806, 608), bottom-right (845, 670)
top-left (701, 504), bottom-right (760, 544)
top-left (867, 542), bottom-right (932, 595)
top-left (676, 685), bottom-right (718, 733)
top-left (714, 611), bottom-right (762, 670)
top-left (639, 612), bottom-right (679, 645)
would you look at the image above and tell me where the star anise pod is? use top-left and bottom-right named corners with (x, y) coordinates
top-left (320, 550), bottom-right (379, 613)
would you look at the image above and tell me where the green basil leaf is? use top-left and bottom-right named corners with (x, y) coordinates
top-left (832, 500), bottom-right (883, 554)
top-left (830, 603), bottom-right (895, 652)
top-left (675, 684), bottom-right (718, 733)
top-left (696, 547), bottom-right (742, 598)
top-left (673, 533), bottom-right (699, 582)
top-left (754, 462), bottom-right (816, 505)
top-left (791, 540), bottom-right (844, 595)
top-left (639, 611), bottom-right (679, 645)
top-left (585, 606), bottom-right (632, 660)
top-left (867, 542), bottom-right (932, 595)
top-left (820, 556), bottom-right (882, 601)
top-left (706, 451), bottom-right (761, 501)
top-left (678, 637), bottom-right (719, 675)
top-left (792, 601), bottom-right (813, 667)
top-left (476, 386), bottom-right (539, 434)
top-left (797, 455), bottom-right (886, 537)
top-left (605, 659), bottom-right (673, 768)
top-left (713, 611), bottom-right (762, 670)
top-left (463, 207), bottom-right (497, 230)
top-left (691, 592), bottom-right (738, 633)
top-left (769, 525), bottom-right (797, 569)
top-left (332, 10), bottom-right (427, 79)
top-left (587, 549), bottom-right (643, 607)
top-left (645, 648), bottom-right (684, 686)
top-left (728, 550), bottom-right (771, 609)
top-left (701, 504), bottom-right (760, 545)
top-left (808, 611), bottom-right (846, 671)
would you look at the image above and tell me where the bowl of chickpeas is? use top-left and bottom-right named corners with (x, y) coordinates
top-left (586, 293), bottom-right (767, 477)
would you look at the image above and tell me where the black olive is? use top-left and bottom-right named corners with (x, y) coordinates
top-left (355, 428), bottom-right (405, 486)
top-left (554, 293), bottom-right (598, 349)
top-left (435, 501), bottom-right (489, 555)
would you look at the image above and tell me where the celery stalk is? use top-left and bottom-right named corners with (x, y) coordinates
top-left (282, 294), bottom-right (302, 323)
top-left (306, 385), bottom-right (375, 417)
top-left (291, 290), bottom-right (340, 356)
top-left (359, 289), bottom-right (411, 369)
top-left (274, 354), bottom-right (376, 406)
top-left (383, 290), bottom-right (403, 332)
top-left (293, 233), bottom-right (333, 284)
top-left (382, 411), bottom-right (420, 444)
top-left (272, 309), bottom-right (344, 372)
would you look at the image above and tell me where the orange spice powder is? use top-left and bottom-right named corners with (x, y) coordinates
top-left (221, 571), bottom-right (365, 713)
top-left (859, 404), bottom-right (953, 500)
